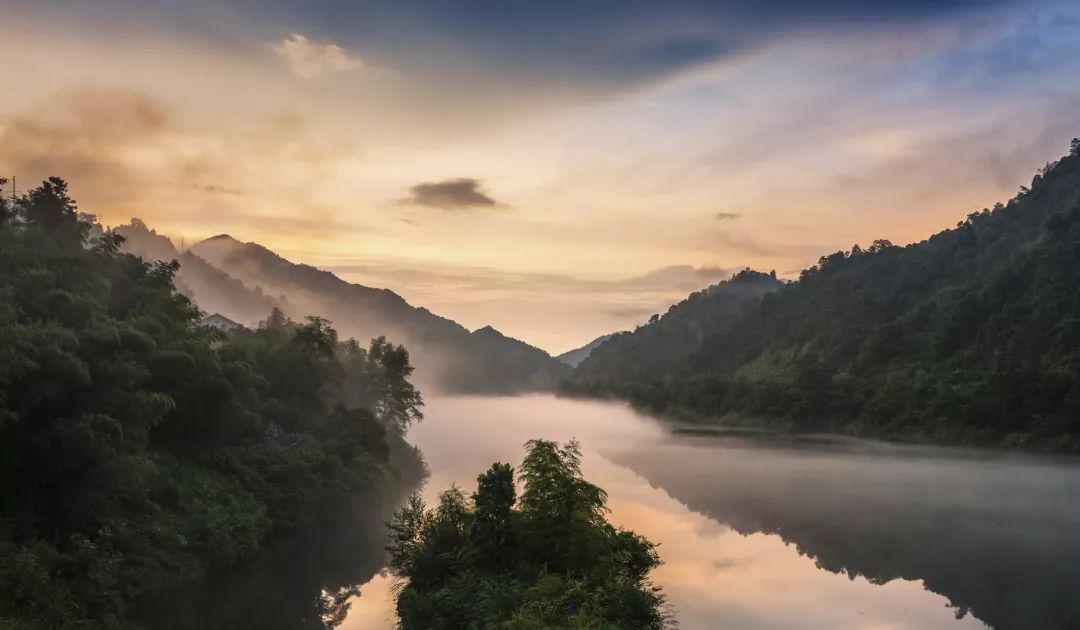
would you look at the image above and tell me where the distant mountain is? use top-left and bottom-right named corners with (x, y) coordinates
top-left (570, 140), bottom-right (1080, 449)
top-left (186, 234), bottom-right (570, 393)
top-left (572, 269), bottom-right (781, 386)
top-left (555, 333), bottom-right (620, 368)
top-left (114, 219), bottom-right (280, 325)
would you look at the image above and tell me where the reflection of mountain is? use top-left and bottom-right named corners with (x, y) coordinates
top-left (113, 220), bottom-right (570, 393)
top-left (605, 435), bottom-right (1080, 630)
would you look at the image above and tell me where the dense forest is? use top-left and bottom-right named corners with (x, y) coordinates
top-left (569, 139), bottom-right (1080, 450)
top-left (386, 440), bottom-right (667, 629)
top-left (573, 269), bottom-right (781, 384)
top-left (0, 179), bottom-right (426, 628)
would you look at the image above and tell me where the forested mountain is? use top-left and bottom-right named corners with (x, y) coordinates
top-left (0, 179), bottom-right (426, 627)
top-left (555, 333), bottom-right (620, 368)
top-left (114, 219), bottom-right (281, 325)
top-left (115, 224), bottom-right (570, 393)
top-left (569, 140), bottom-right (1080, 450)
top-left (573, 269), bottom-right (781, 384)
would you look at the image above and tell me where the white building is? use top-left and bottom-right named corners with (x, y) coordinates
top-left (200, 313), bottom-right (242, 332)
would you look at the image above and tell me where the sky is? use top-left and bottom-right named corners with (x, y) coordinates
top-left (2, 0), bottom-right (1080, 352)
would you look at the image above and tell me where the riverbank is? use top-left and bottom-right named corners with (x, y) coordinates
top-left (558, 388), bottom-right (1080, 454)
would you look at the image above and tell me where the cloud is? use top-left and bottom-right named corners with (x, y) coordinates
top-left (194, 183), bottom-right (244, 196)
top-left (399, 178), bottom-right (503, 210)
top-left (318, 258), bottom-right (741, 351)
top-left (715, 212), bottom-right (742, 221)
top-left (0, 88), bottom-right (172, 208)
top-left (273, 33), bottom-right (362, 79)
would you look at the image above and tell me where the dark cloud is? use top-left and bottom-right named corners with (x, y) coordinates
top-left (715, 212), bottom-right (742, 221)
top-left (19, 1), bottom-right (1013, 95)
top-left (399, 178), bottom-right (504, 210)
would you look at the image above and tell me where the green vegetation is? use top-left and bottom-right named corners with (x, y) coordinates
top-left (386, 440), bottom-right (666, 629)
top-left (0, 178), bottom-right (425, 628)
top-left (569, 140), bottom-right (1080, 450)
top-left (574, 269), bottom-right (781, 385)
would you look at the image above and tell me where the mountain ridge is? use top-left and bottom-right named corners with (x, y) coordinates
top-left (569, 139), bottom-right (1080, 450)
top-left (555, 333), bottom-right (621, 368)
top-left (115, 220), bottom-right (569, 393)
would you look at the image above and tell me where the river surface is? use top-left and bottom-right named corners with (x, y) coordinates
top-left (337, 394), bottom-right (1080, 630)
top-left (154, 394), bottom-right (1080, 629)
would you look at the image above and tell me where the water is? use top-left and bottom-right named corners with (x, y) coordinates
top-left (149, 395), bottom-right (1080, 629)
top-left (341, 395), bottom-right (1080, 630)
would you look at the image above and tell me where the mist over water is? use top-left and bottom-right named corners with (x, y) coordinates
top-left (337, 395), bottom-right (1080, 629)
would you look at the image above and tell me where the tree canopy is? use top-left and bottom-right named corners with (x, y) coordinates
top-left (386, 440), bottom-right (667, 629)
top-left (568, 139), bottom-right (1080, 450)
top-left (0, 179), bottom-right (425, 628)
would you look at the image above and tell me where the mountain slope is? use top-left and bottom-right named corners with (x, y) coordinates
top-left (113, 219), bottom-right (280, 325)
top-left (570, 140), bottom-right (1080, 449)
top-left (555, 333), bottom-right (620, 368)
top-left (572, 269), bottom-right (781, 386)
top-left (189, 234), bottom-right (570, 393)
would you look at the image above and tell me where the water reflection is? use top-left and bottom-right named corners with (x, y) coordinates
top-left (134, 490), bottom-right (413, 630)
top-left (604, 431), bottom-right (1080, 630)
top-left (143, 395), bottom-right (1080, 629)
top-left (345, 395), bottom-right (1074, 629)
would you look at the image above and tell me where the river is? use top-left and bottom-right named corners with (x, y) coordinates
top-left (153, 394), bottom-right (1080, 629)
top-left (343, 394), bottom-right (1080, 630)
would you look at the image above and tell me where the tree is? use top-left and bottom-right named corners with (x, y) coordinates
top-left (18, 177), bottom-right (86, 245)
top-left (367, 337), bottom-right (423, 433)
top-left (0, 179), bottom-right (426, 628)
top-left (386, 441), bottom-right (665, 629)
top-left (0, 177), bottom-right (9, 225)
top-left (471, 462), bottom-right (515, 570)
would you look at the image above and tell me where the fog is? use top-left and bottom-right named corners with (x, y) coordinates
top-left (329, 395), bottom-right (1080, 629)
top-left (134, 394), bottom-right (1079, 628)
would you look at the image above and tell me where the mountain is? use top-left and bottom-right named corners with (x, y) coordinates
top-left (187, 234), bottom-right (570, 393)
top-left (572, 269), bottom-right (782, 386)
top-left (569, 140), bottom-right (1080, 449)
top-left (555, 333), bottom-right (620, 368)
top-left (113, 219), bottom-right (281, 325)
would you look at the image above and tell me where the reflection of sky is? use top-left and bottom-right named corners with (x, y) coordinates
top-left (340, 395), bottom-right (989, 629)
top-left (3, 3), bottom-right (1080, 350)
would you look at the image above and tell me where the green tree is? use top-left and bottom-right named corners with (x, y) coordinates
top-left (386, 441), bottom-right (665, 629)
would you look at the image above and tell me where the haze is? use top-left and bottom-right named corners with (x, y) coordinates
top-left (3, 1), bottom-right (1080, 351)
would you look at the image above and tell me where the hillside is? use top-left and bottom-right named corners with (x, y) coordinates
top-left (189, 234), bottom-right (570, 393)
top-left (113, 219), bottom-right (280, 325)
top-left (0, 179), bottom-right (426, 627)
top-left (569, 140), bottom-right (1080, 450)
top-left (573, 269), bottom-right (781, 385)
top-left (555, 333), bottom-right (620, 368)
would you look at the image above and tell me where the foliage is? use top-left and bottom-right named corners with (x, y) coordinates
top-left (568, 139), bottom-right (1080, 450)
top-left (0, 179), bottom-right (425, 628)
top-left (386, 440), bottom-right (666, 629)
top-left (574, 268), bottom-right (780, 385)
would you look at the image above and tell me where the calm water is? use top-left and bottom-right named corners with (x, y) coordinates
top-left (342, 395), bottom-right (1080, 630)
top-left (151, 395), bottom-right (1080, 629)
